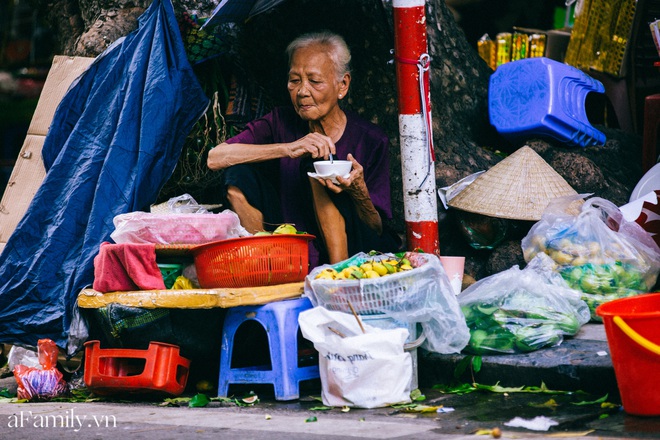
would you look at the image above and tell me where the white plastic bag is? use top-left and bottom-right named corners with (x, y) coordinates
top-left (299, 307), bottom-right (413, 409)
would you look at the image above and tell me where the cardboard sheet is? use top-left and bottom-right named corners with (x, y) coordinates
top-left (0, 56), bottom-right (95, 253)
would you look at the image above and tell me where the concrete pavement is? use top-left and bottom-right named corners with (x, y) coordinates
top-left (0, 324), bottom-right (658, 439)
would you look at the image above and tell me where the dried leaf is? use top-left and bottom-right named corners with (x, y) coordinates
top-left (530, 398), bottom-right (559, 409)
top-left (400, 404), bottom-right (443, 413)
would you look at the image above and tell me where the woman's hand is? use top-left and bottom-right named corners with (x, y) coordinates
top-left (207, 132), bottom-right (336, 170)
top-left (319, 153), bottom-right (363, 194)
top-left (287, 132), bottom-right (336, 159)
top-left (318, 154), bottom-right (383, 234)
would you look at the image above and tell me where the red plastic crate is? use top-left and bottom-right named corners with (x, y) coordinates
top-left (192, 234), bottom-right (315, 288)
top-left (83, 340), bottom-right (190, 396)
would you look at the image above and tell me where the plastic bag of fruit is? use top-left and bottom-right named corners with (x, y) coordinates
top-left (304, 251), bottom-right (470, 354)
top-left (459, 253), bottom-right (591, 355)
top-left (522, 196), bottom-right (660, 320)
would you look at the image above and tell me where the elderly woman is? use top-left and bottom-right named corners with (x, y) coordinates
top-left (207, 31), bottom-right (400, 267)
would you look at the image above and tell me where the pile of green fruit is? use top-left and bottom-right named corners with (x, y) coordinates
top-left (461, 289), bottom-right (581, 355)
top-left (523, 232), bottom-right (658, 320)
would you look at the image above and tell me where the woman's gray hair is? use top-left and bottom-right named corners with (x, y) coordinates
top-left (286, 31), bottom-right (351, 80)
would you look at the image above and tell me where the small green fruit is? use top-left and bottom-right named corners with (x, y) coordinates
top-left (274, 224), bottom-right (298, 234)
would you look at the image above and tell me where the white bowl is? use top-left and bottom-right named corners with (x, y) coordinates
top-left (313, 160), bottom-right (352, 177)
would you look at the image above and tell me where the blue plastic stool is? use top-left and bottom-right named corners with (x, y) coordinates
top-left (489, 57), bottom-right (606, 147)
top-left (217, 296), bottom-right (319, 400)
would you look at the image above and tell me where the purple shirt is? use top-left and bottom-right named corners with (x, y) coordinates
top-left (226, 106), bottom-right (392, 265)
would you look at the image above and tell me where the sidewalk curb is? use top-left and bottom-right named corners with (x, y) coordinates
top-left (418, 338), bottom-right (618, 397)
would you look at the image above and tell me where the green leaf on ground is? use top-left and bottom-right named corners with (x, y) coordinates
top-left (572, 394), bottom-right (608, 406)
top-left (434, 381), bottom-right (573, 395)
top-left (410, 388), bottom-right (426, 401)
top-left (189, 393), bottom-right (210, 407)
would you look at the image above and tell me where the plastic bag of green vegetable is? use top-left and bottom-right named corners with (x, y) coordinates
top-left (459, 253), bottom-right (590, 355)
top-left (522, 196), bottom-right (660, 321)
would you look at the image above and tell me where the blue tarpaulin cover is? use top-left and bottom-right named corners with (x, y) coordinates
top-left (0, 0), bottom-right (209, 351)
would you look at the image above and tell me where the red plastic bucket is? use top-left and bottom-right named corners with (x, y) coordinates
top-left (596, 293), bottom-right (660, 416)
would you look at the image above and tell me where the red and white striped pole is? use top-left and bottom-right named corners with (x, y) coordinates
top-left (392, 0), bottom-right (439, 256)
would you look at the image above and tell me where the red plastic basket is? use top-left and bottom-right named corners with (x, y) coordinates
top-left (192, 234), bottom-right (315, 288)
top-left (83, 340), bottom-right (190, 396)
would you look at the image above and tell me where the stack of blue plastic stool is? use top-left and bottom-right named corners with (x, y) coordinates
top-left (489, 57), bottom-right (606, 147)
top-left (217, 296), bottom-right (319, 401)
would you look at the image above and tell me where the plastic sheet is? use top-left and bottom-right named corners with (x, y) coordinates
top-left (304, 252), bottom-right (470, 354)
top-left (0, 0), bottom-right (209, 352)
top-left (522, 196), bottom-right (660, 320)
top-left (459, 253), bottom-right (591, 355)
top-left (110, 210), bottom-right (245, 245)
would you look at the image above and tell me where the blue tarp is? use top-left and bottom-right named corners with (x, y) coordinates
top-left (0, 0), bottom-right (209, 351)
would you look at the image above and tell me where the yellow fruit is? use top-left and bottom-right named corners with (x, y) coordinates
top-left (383, 262), bottom-right (397, 274)
top-left (315, 268), bottom-right (337, 279)
top-left (572, 256), bottom-right (588, 266)
top-left (274, 224), bottom-right (298, 234)
top-left (341, 268), bottom-right (353, 278)
top-left (587, 241), bottom-right (601, 255)
top-left (372, 262), bottom-right (388, 276)
top-left (552, 250), bottom-right (574, 265)
top-left (530, 234), bottom-right (546, 251)
top-left (196, 380), bottom-right (214, 392)
top-left (365, 270), bottom-right (380, 278)
top-left (360, 262), bottom-right (373, 272)
top-left (400, 264), bottom-right (413, 271)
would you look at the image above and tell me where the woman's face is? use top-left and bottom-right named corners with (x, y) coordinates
top-left (287, 44), bottom-right (348, 122)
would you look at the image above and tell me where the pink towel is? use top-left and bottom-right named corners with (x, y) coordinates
top-left (93, 242), bottom-right (166, 292)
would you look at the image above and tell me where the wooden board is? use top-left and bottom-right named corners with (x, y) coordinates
top-left (77, 282), bottom-right (305, 309)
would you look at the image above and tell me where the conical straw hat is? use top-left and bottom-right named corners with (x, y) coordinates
top-left (448, 146), bottom-right (577, 221)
